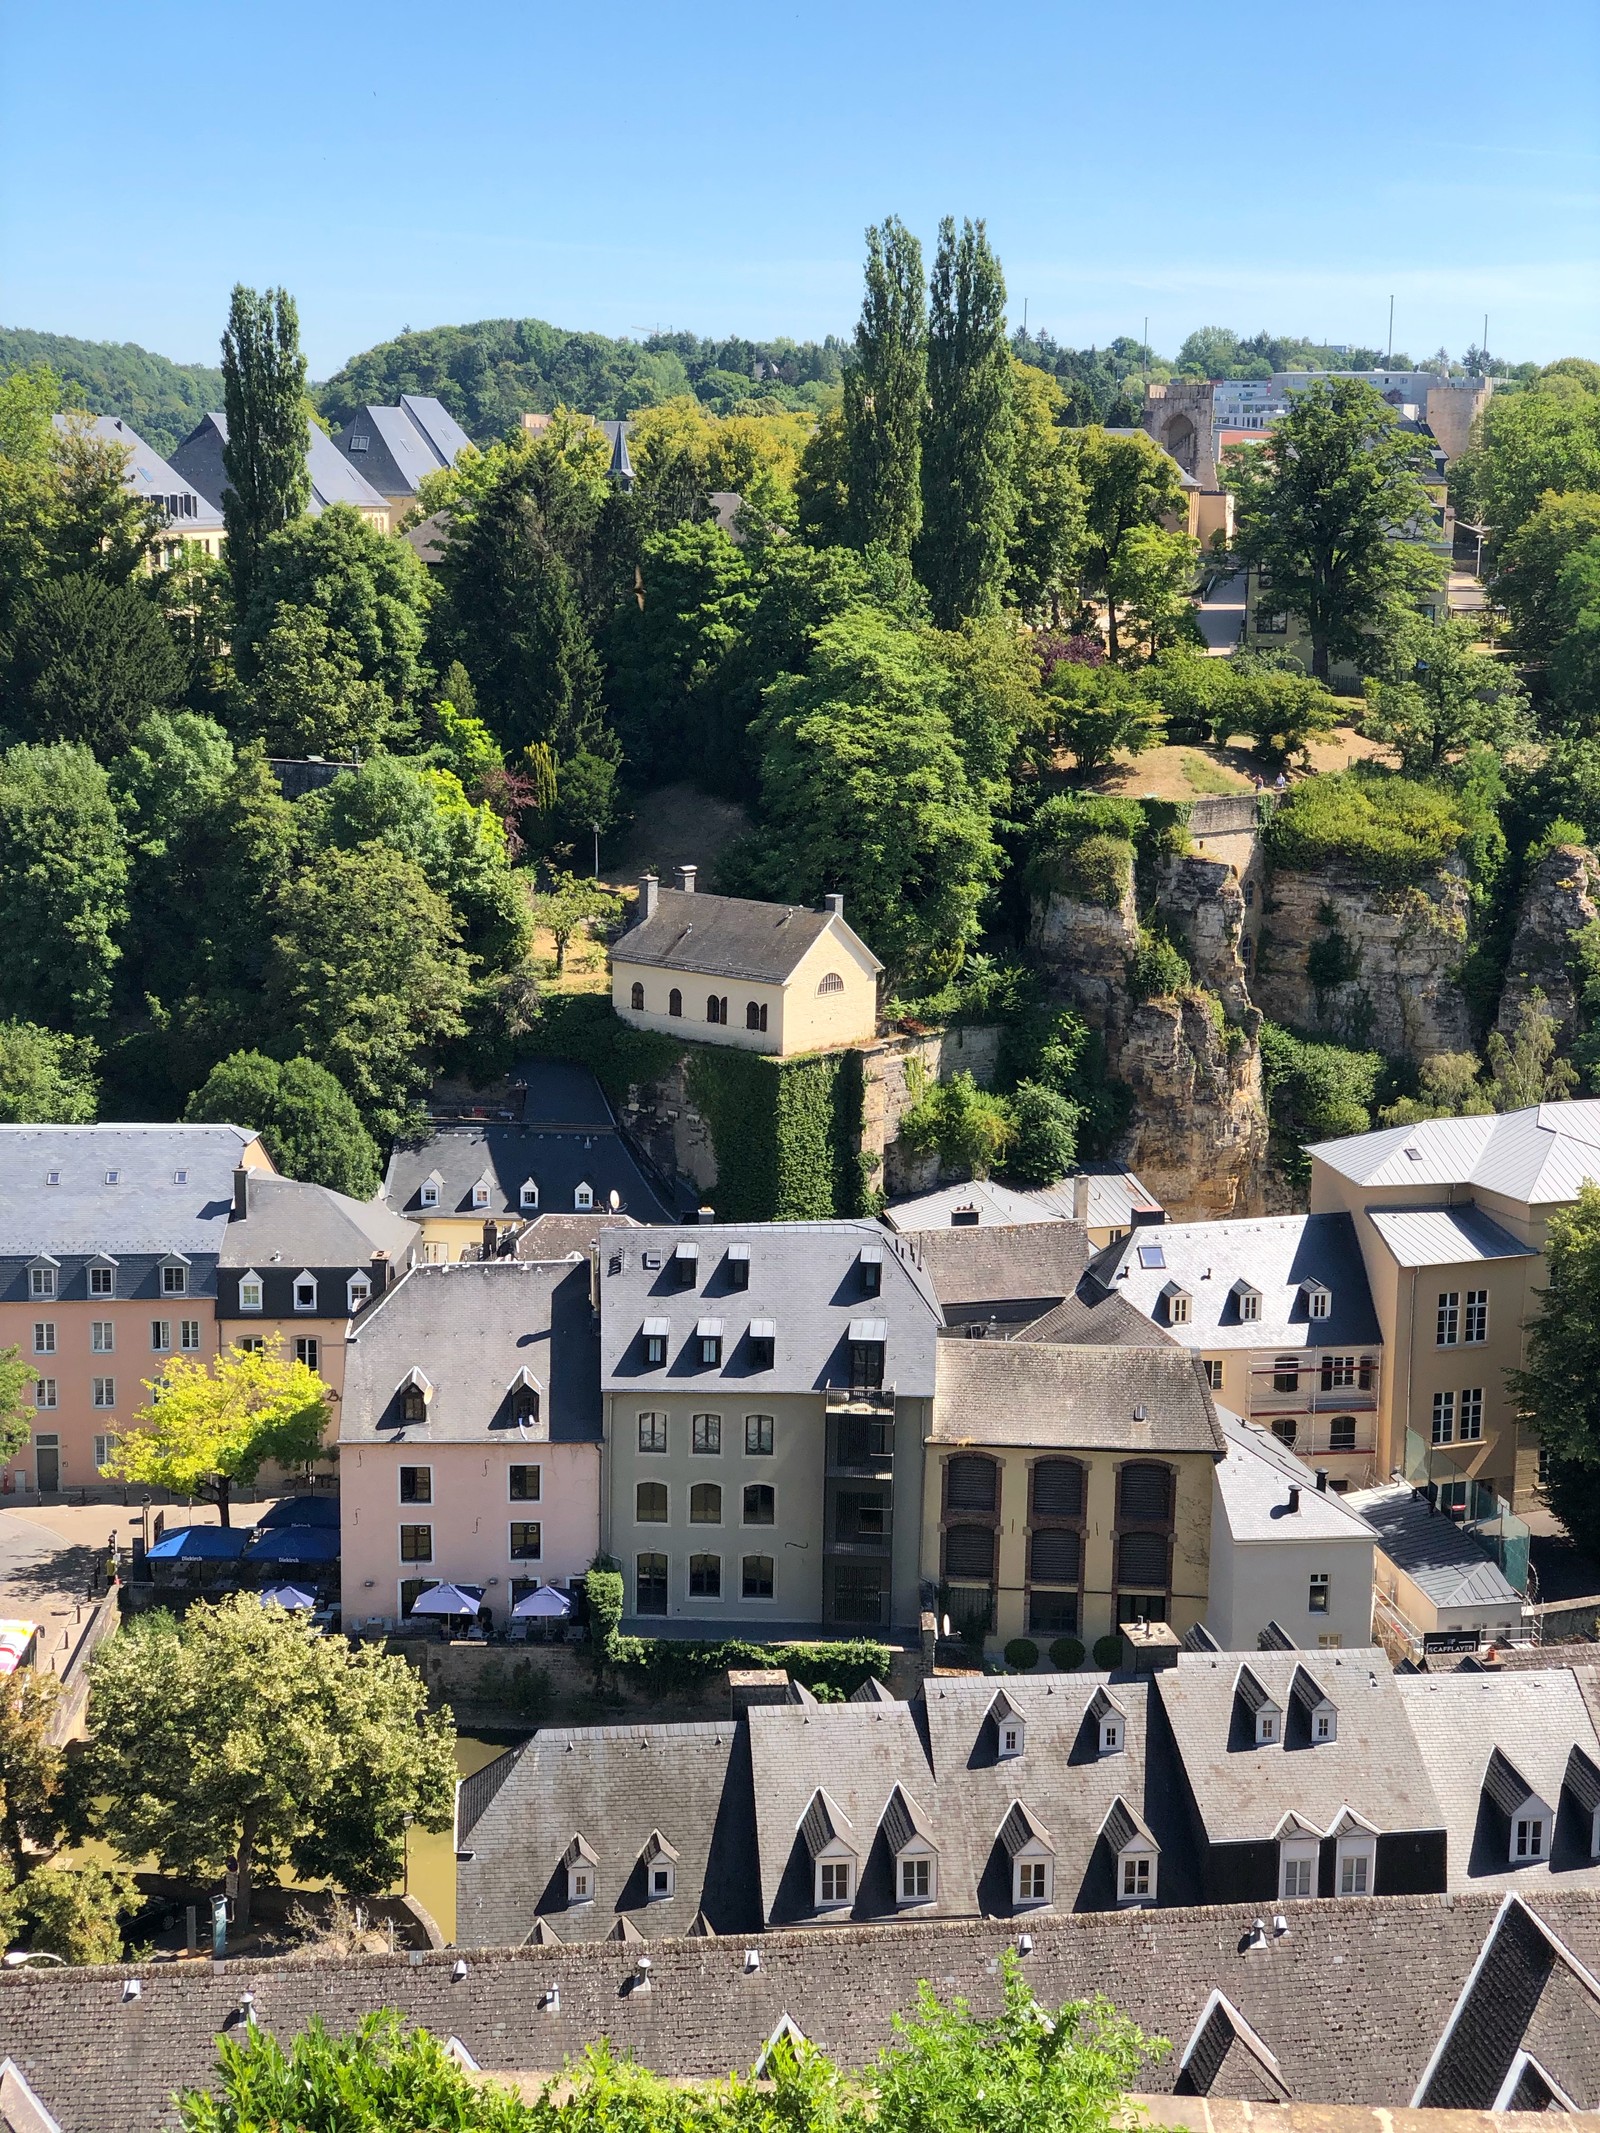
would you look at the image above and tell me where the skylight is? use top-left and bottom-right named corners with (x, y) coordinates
top-left (1137, 1243), bottom-right (1166, 1270)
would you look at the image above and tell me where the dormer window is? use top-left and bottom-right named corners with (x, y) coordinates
top-left (1161, 1281), bottom-right (1190, 1326)
top-left (1089, 1687), bottom-right (1125, 1756)
top-left (419, 1173), bottom-right (442, 1210)
top-left (565, 1834), bottom-right (598, 1904)
top-left (881, 1783), bottom-right (938, 1906)
top-left (859, 1246), bottom-right (883, 1296)
top-left (1303, 1280), bottom-right (1332, 1321)
top-left (506, 1366), bottom-right (541, 1430)
top-left (574, 1182), bottom-right (594, 1211)
top-left (990, 1691), bottom-right (1025, 1759)
top-left (89, 1260), bottom-right (116, 1299)
top-left (348, 1274), bottom-right (372, 1313)
top-left (162, 1259), bottom-right (188, 1296)
top-left (1235, 1665), bottom-right (1282, 1744)
top-left (239, 1270), bottom-right (264, 1313)
top-left (293, 1272), bottom-right (317, 1313)
top-left (1234, 1280), bottom-right (1261, 1323)
top-left (1290, 1665), bottom-right (1337, 1743)
top-left (641, 1830), bottom-right (678, 1900)
top-left (1564, 1746), bottom-right (1600, 1856)
top-left (1484, 1749), bottom-right (1552, 1868)
top-left (696, 1318), bottom-right (723, 1366)
top-left (471, 1172), bottom-right (492, 1211)
top-left (674, 1242), bottom-right (699, 1287)
top-left (1336, 1830), bottom-right (1377, 1894)
top-left (747, 1319), bottom-right (776, 1369)
top-left (1102, 1799), bottom-right (1159, 1907)
top-left (999, 1801), bottom-right (1055, 1911)
top-left (1279, 1830), bottom-right (1320, 1901)
top-left (642, 1318), bottom-right (669, 1366)
top-left (801, 1789), bottom-right (857, 1912)
top-left (27, 1260), bottom-right (57, 1301)
top-left (397, 1367), bottom-right (433, 1424)
top-left (727, 1245), bottom-right (750, 1290)
top-left (520, 1180), bottom-right (539, 1210)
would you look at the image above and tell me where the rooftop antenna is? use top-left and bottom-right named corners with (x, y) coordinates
top-left (1386, 295), bottom-right (1394, 367)
top-left (1143, 316), bottom-right (1149, 394)
top-left (1483, 313), bottom-right (1490, 378)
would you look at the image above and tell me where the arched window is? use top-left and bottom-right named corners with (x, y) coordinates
top-left (668, 989), bottom-right (682, 1018)
top-left (707, 994), bottom-right (727, 1025)
top-left (630, 982), bottom-right (645, 1011)
top-left (817, 971), bottom-right (844, 996)
top-left (746, 1001), bottom-right (768, 1032)
top-left (689, 1482), bottom-right (722, 1523)
top-left (945, 1455), bottom-right (998, 1514)
top-left (636, 1481), bottom-right (668, 1522)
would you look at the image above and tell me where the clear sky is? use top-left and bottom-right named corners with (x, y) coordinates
top-left (3, 0), bottom-right (1596, 378)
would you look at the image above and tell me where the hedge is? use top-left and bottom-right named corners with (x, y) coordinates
top-left (686, 1046), bottom-right (868, 1222)
top-left (605, 1635), bottom-right (892, 1701)
top-left (1264, 771), bottom-right (1468, 886)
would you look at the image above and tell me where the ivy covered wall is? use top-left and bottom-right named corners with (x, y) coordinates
top-left (686, 1045), bottom-right (869, 1221)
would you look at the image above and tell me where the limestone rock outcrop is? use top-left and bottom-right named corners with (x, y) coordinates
top-left (1250, 862), bottom-right (1474, 1061)
top-left (1152, 851), bottom-right (1252, 1020)
top-left (1029, 875), bottom-right (1140, 1026)
top-left (1497, 842), bottom-right (1600, 1049)
top-left (1108, 992), bottom-right (1269, 1221)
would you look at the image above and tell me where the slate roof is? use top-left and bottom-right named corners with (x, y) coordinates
top-left (508, 1060), bottom-right (617, 1132)
top-left (1213, 1411), bottom-right (1379, 1545)
top-left (929, 1341), bottom-right (1225, 1455)
top-left (329, 394), bottom-right (471, 500)
top-left (1365, 1205), bottom-right (1536, 1269)
top-left (1153, 1647), bottom-right (1444, 1844)
top-left (512, 1213), bottom-right (638, 1259)
top-left (381, 1121), bottom-right (673, 1225)
top-left (884, 1168), bottom-right (1163, 1237)
top-left (598, 1223), bottom-right (941, 1397)
top-left (897, 1221), bottom-right (1092, 1324)
top-left (1309, 1098), bottom-right (1600, 1205)
top-left (0, 1125), bottom-right (264, 1256)
top-left (456, 1721), bottom-right (759, 1946)
top-left (217, 1172), bottom-right (418, 1270)
top-left (54, 414), bottom-right (224, 530)
top-left (18, 1893), bottom-right (1600, 2130)
top-left (1398, 1669), bottom-right (1600, 1892)
top-left (1086, 1214), bottom-right (1381, 1351)
top-left (169, 413), bottom-right (389, 516)
top-left (1344, 1485), bottom-right (1522, 1612)
top-left (1022, 1286), bottom-right (1180, 1349)
top-left (338, 1261), bottom-right (602, 1446)
top-left (614, 886), bottom-right (882, 983)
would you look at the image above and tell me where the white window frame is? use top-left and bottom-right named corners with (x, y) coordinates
top-left (398, 1464), bottom-right (433, 1506)
top-left (574, 1182), bottom-right (594, 1211)
top-left (151, 1321), bottom-right (171, 1354)
top-left (32, 1323), bottom-right (55, 1355)
top-left (239, 1271), bottom-right (264, 1313)
top-left (648, 1858), bottom-right (674, 1901)
top-left (1436, 1290), bottom-right (1459, 1346)
top-left (1336, 1833), bottom-right (1376, 1895)
top-left (520, 1179), bottom-right (539, 1210)
top-left (1169, 1292), bottom-right (1190, 1325)
top-left (1464, 1289), bottom-right (1488, 1344)
top-left (998, 1715), bottom-right (1025, 1759)
top-left (1256, 1704), bottom-right (1280, 1745)
top-left (896, 1848), bottom-right (936, 1905)
top-left (1309, 1571), bottom-right (1330, 1616)
top-left (180, 1319), bottom-right (201, 1351)
top-left (1431, 1391), bottom-right (1455, 1445)
top-left (1013, 1850), bottom-right (1053, 1908)
top-left (292, 1272), bottom-right (318, 1314)
top-left (91, 1321), bottom-right (114, 1353)
top-left (1459, 1386), bottom-right (1484, 1441)
top-left (28, 1266), bottom-right (54, 1301)
top-left (1280, 1837), bottom-right (1319, 1900)
top-left (1100, 1716), bottom-right (1122, 1754)
top-left (1238, 1289), bottom-right (1261, 1322)
top-left (92, 1433), bottom-right (117, 1472)
top-left (1512, 1811), bottom-right (1549, 1864)
top-left (88, 1263), bottom-right (116, 1299)
top-left (347, 1275), bottom-right (371, 1314)
top-left (419, 1181), bottom-right (440, 1209)
top-left (567, 1862), bottom-right (594, 1904)
top-left (1308, 1287), bottom-right (1331, 1320)
top-left (162, 1262), bottom-right (187, 1296)
top-left (471, 1178), bottom-right (491, 1210)
top-left (1117, 1849), bottom-right (1156, 1905)
top-left (815, 1853), bottom-right (854, 1909)
top-left (33, 1378), bottom-right (56, 1409)
top-left (91, 1376), bottom-right (115, 1409)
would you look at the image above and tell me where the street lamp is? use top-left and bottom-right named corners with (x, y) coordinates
top-left (591, 822), bottom-right (600, 879)
top-left (402, 1811), bottom-right (414, 1899)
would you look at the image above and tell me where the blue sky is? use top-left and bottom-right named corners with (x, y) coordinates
top-left (3, 0), bottom-right (1596, 377)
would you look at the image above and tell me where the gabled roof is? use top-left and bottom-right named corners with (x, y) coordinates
top-left (614, 885), bottom-right (882, 983)
top-left (1100, 1796), bottom-right (1158, 1854)
top-left (382, 1119), bottom-right (673, 1225)
top-left (1214, 1411), bottom-right (1379, 1544)
top-left (878, 1784), bottom-right (935, 1855)
top-left (1175, 1991), bottom-right (1290, 2102)
top-left (54, 413), bottom-right (223, 530)
top-left (899, 1221), bottom-right (1091, 1321)
top-left (1310, 1098), bottom-right (1600, 1206)
top-left (169, 412), bottom-right (389, 516)
top-left (883, 1168), bottom-right (1163, 1236)
top-left (799, 1790), bottom-right (855, 1857)
top-left (0, 1124), bottom-right (267, 1256)
top-left (218, 1172), bottom-right (417, 1270)
top-left (331, 395), bottom-right (471, 499)
top-left (1086, 1213), bottom-right (1380, 1351)
top-left (1483, 1746), bottom-right (1543, 1818)
top-left (929, 1341), bottom-right (1225, 1454)
top-left (997, 1800), bottom-right (1053, 1856)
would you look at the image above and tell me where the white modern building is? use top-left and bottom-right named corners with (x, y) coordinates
top-left (1207, 1409), bottom-right (1378, 1652)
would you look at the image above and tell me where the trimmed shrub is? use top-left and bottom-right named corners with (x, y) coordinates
top-left (1004, 1637), bottom-right (1039, 1671)
top-left (1048, 1635), bottom-right (1085, 1671)
top-left (1265, 770), bottom-right (1468, 885)
top-left (1092, 1632), bottom-right (1125, 1669)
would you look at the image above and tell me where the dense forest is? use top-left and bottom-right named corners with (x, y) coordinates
top-left (0, 328), bottom-right (225, 459)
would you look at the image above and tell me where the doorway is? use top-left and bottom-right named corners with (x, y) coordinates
top-left (34, 1436), bottom-right (59, 1492)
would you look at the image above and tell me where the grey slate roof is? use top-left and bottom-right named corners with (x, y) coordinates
top-left (329, 394), bottom-right (471, 500)
top-left (217, 1173), bottom-right (418, 1269)
top-left (0, 1125), bottom-right (263, 1255)
top-left (1023, 1285), bottom-right (1181, 1349)
top-left (509, 1060), bottom-right (617, 1132)
top-left (1213, 1411), bottom-right (1379, 1544)
top-left (1086, 1213), bottom-right (1381, 1351)
top-left (169, 413), bottom-right (389, 516)
top-left (54, 414), bottom-right (224, 530)
top-left (1364, 1204), bottom-right (1536, 1268)
top-left (1344, 1485), bottom-right (1522, 1611)
top-left (883, 1167), bottom-right (1163, 1236)
top-left (339, 1261), bottom-right (602, 1445)
top-left (381, 1121), bottom-right (673, 1225)
top-left (18, 1891), bottom-right (1600, 2130)
top-left (456, 1721), bottom-right (759, 1946)
top-left (614, 886), bottom-right (882, 983)
top-left (899, 1222), bottom-right (1092, 1324)
top-left (929, 1341), bottom-right (1225, 1454)
top-left (1154, 1647), bottom-right (1444, 1844)
top-left (598, 1222), bottom-right (941, 1397)
top-left (1398, 1669), bottom-right (1600, 1892)
top-left (1309, 1098), bottom-right (1600, 1205)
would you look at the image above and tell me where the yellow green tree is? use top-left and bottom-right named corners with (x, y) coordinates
top-left (107, 1338), bottom-right (329, 1525)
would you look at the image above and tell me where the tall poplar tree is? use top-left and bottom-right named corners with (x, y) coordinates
top-left (220, 285), bottom-right (310, 611)
top-left (916, 218), bottom-right (1015, 628)
top-left (842, 217), bottom-right (926, 557)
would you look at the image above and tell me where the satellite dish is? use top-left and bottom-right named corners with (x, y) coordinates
top-left (608, 1190), bottom-right (621, 1211)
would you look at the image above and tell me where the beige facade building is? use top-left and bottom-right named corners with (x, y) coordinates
top-left (925, 1341), bottom-right (1225, 1649)
top-left (1309, 1100), bottom-right (1600, 1516)
top-left (611, 870), bottom-right (881, 1058)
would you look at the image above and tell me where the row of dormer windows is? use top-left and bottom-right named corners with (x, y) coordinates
top-left (416, 1177), bottom-right (594, 1213)
top-left (28, 1260), bottom-right (189, 1300)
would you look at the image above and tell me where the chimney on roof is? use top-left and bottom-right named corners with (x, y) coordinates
top-left (639, 873), bottom-right (659, 920)
top-left (232, 1167), bottom-right (249, 1220)
top-left (1316, 1468), bottom-right (1328, 1493)
top-left (1071, 1173), bottom-right (1090, 1223)
top-left (370, 1249), bottom-right (389, 1299)
top-left (482, 1219), bottom-right (497, 1261)
top-left (1286, 1486), bottom-right (1301, 1514)
top-left (823, 891), bottom-right (844, 917)
top-left (675, 864), bottom-right (697, 894)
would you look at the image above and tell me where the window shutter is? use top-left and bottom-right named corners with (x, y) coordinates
top-left (1029, 1529), bottom-right (1081, 1583)
top-left (946, 1456), bottom-right (997, 1513)
top-left (944, 1525), bottom-right (996, 1580)
top-left (1118, 1531), bottom-right (1169, 1586)
top-left (1031, 1460), bottom-right (1083, 1519)
top-left (1119, 1463), bottom-right (1172, 1522)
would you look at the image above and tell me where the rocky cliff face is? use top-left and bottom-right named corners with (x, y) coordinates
top-left (1497, 843), bottom-right (1600, 1048)
top-left (1107, 992), bottom-right (1269, 1220)
top-left (1152, 851), bottom-right (1252, 1019)
top-left (1251, 862), bottom-right (1474, 1061)
top-left (1029, 874), bottom-right (1140, 1024)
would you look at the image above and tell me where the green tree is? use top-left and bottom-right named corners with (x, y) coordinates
top-left (220, 285), bottom-right (310, 611)
top-left (1008, 361), bottom-right (1086, 623)
top-left (84, 1594), bottom-right (456, 1927)
top-left (0, 742), bottom-right (128, 1025)
top-left (1363, 615), bottom-right (1533, 772)
top-left (796, 401), bottom-right (851, 548)
top-left (1452, 373), bottom-right (1600, 551)
top-left (44, 414), bottom-right (163, 585)
top-left (1510, 1181), bottom-right (1600, 1552)
top-left (1105, 522), bottom-right (1199, 659)
top-left (1547, 538), bottom-right (1600, 729)
top-left (733, 609), bottom-right (1000, 985)
top-left (900, 1068), bottom-right (1016, 1179)
top-left (18, 1864), bottom-right (140, 1965)
top-left (107, 1337), bottom-right (331, 1526)
top-left (184, 1052), bottom-right (381, 1199)
top-left (1070, 427), bottom-right (1188, 660)
top-left (1006, 1079), bottom-right (1081, 1185)
top-left (1493, 491), bottom-right (1600, 650)
top-left (843, 216), bottom-right (926, 557)
top-left (1226, 378), bottom-right (1441, 680)
top-left (267, 842), bottom-right (469, 1140)
top-left (1, 571), bottom-right (184, 754)
top-left (1226, 666), bottom-right (1342, 767)
top-left (916, 217), bottom-right (1015, 627)
top-left (0, 1647), bottom-right (64, 1870)
top-left (1483, 991), bottom-right (1578, 1110)
top-left (239, 503), bottom-right (430, 709)
top-left (246, 602), bottom-right (396, 759)
top-left (529, 871), bottom-right (623, 974)
top-left (1258, 1022), bottom-right (1381, 1189)
top-left (1040, 663), bottom-right (1164, 774)
top-left (0, 1022), bottom-right (97, 1122)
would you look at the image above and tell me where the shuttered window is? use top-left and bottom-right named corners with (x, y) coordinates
top-left (1031, 1460), bottom-right (1083, 1519)
top-left (944, 1525), bottom-right (995, 1580)
top-left (1118, 1532), bottom-right (1169, 1586)
top-left (1029, 1529), bottom-right (1081, 1584)
top-left (945, 1455), bottom-right (997, 1514)
top-left (1118, 1463), bottom-right (1172, 1522)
